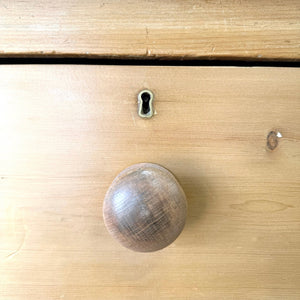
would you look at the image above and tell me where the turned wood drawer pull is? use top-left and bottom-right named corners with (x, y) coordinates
top-left (103, 163), bottom-right (187, 252)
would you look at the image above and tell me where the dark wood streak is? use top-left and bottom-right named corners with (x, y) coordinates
top-left (103, 163), bottom-right (187, 252)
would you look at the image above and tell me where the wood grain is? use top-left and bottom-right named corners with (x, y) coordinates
top-left (0, 65), bottom-right (300, 299)
top-left (103, 163), bottom-right (187, 252)
top-left (0, 0), bottom-right (299, 60)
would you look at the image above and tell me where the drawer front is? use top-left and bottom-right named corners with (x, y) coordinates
top-left (0, 1), bottom-right (299, 60)
top-left (1, 66), bottom-right (299, 299)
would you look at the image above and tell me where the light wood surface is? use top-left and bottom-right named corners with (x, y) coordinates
top-left (0, 65), bottom-right (299, 299)
top-left (0, 0), bottom-right (300, 60)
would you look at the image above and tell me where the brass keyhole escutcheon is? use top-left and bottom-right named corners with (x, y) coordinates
top-left (138, 90), bottom-right (154, 118)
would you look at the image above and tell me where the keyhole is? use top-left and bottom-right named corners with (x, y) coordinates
top-left (141, 92), bottom-right (151, 114)
top-left (138, 90), bottom-right (154, 118)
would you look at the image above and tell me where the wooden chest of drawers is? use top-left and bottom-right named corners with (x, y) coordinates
top-left (1, 1), bottom-right (299, 299)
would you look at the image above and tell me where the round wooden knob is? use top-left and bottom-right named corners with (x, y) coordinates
top-left (103, 163), bottom-right (187, 252)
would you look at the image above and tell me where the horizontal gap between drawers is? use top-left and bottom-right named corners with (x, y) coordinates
top-left (0, 57), bottom-right (299, 67)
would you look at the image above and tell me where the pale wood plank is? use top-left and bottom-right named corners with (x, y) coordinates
top-left (0, 66), bottom-right (299, 299)
top-left (0, 1), bottom-right (299, 60)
